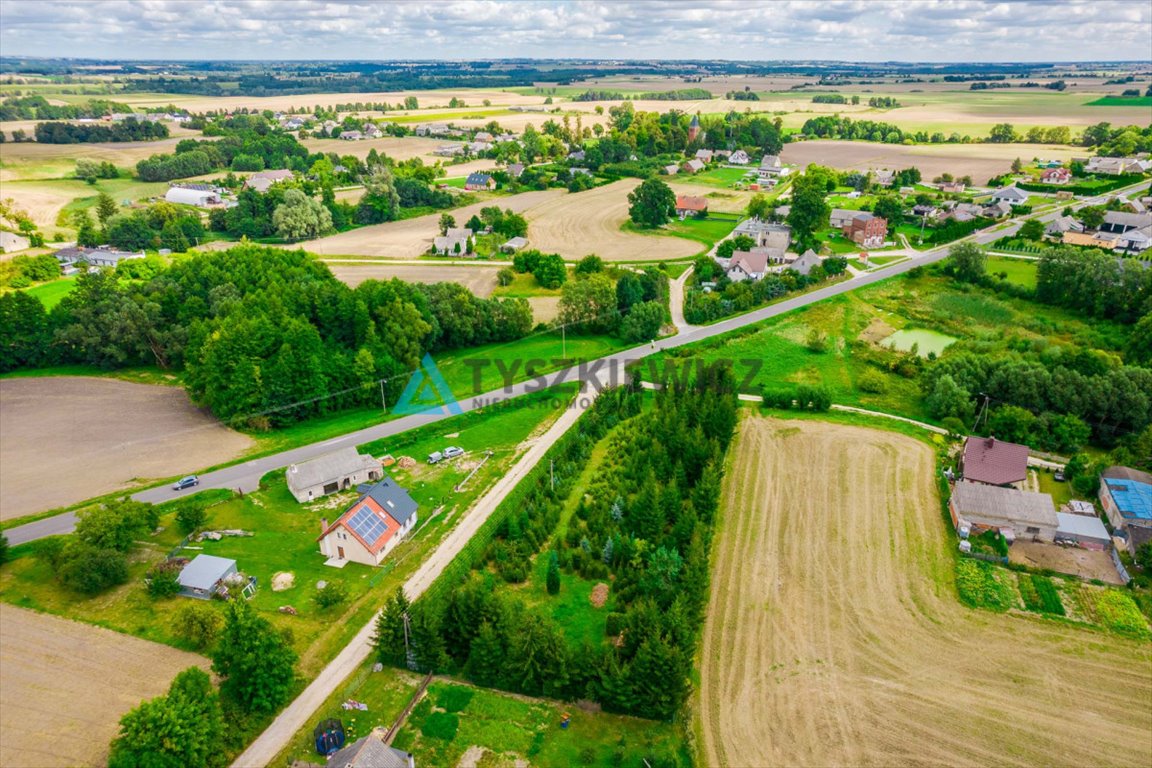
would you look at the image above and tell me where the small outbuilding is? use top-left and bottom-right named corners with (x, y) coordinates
top-left (287, 447), bottom-right (384, 504)
top-left (177, 555), bottom-right (243, 600)
top-left (500, 236), bottom-right (528, 253)
top-left (1055, 512), bottom-right (1111, 549)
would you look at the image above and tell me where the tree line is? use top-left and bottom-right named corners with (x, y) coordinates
top-left (0, 94), bottom-right (132, 121)
top-left (0, 245), bottom-right (534, 428)
top-left (375, 369), bottom-right (737, 720)
top-left (34, 118), bottom-right (169, 143)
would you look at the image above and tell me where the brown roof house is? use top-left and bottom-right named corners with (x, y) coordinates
top-left (949, 481), bottom-right (1058, 544)
top-left (843, 213), bottom-right (888, 248)
top-left (961, 436), bottom-right (1029, 487)
top-left (675, 195), bottom-right (708, 218)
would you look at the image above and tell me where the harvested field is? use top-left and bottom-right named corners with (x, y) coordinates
top-left (524, 179), bottom-right (701, 261)
top-left (326, 262), bottom-right (499, 296)
top-left (0, 604), bottom-right (209, 768)
top-left (303, 135), bottom-right (464, 162)
top-left (0, 132), bottom-right (203, 181)
top-left (0, 377), bottom-right (252, 520)
top-left (301, 189), bottom-right (563, 258)
top-left (109, 89), bottom-right (547, 114)
top-left (781, 140), bottom-right (1081, 181)
top-left (698, 416), bottom-right (1152, 768)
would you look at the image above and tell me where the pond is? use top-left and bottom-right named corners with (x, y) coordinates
top-left (884, 328), bottom-right (958, 358)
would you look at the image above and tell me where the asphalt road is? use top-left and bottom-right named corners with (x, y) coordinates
top-left (3, 183), bottom-right (1134, 548)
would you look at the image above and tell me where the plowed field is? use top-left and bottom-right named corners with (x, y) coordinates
top-left (698, 417), bottom-right (1152, 768)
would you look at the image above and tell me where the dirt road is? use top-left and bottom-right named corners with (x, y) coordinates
top-left (229, 382), bottom-right (600, 768)
top-left (0, 604), bottom-right (209, 768)
top-left (698, 417), bottom-right (1152, 768)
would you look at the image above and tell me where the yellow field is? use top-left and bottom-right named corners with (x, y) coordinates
top-left (698, 416), bottom-right (1152, 768)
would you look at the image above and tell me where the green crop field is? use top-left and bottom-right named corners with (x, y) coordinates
top-left (1086, 96), bottom-right (1152, 107)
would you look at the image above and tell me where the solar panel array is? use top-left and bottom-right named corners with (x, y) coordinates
top-left (348, 506), bottom-right (388, 545)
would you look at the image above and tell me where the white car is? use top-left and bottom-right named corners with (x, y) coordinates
top-left (443, 446), bottom-right (464, 459)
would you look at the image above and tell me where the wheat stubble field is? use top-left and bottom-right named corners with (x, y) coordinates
top-left (698, 416), bottom-right (1152, 768)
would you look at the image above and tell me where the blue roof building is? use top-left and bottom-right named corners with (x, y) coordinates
top-left (1099, 466), bottom-right (1152, 531)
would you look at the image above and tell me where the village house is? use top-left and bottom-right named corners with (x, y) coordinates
top-left (570, 167), bottom-right (593, 177)
top-left (872, 169), bottom-right (895, 187)
top-left (165, 185), bottom-right (221, 207)
top-left (789, 249), bottom-right (822, 276)
top-left (663, 164), bottom-right (679, 175)
top-left (912, 203), bottom-right (940, 219)
top-left (473, 131), bottom-right (494, 143)
top-left (844, 213), bottom-right (888, 248)
top-left (339, 130), bottom-right (363, 141)
top-left (434, 227), bottom-right (473, 255)
top-left (506, 162), bottom-right (525, 179)
top-left (725, 249), bottom-right (777, 282)
top-left (940, 181), bottom-right (967, 194)
top-left (245, 168), bottom-right (294, 193)
top-left (695, 149), bottom-right (714, 162)
top-left (312, 735), bottom-right (415, 768)
top-left (464, 172), bottom-right (496, 191)
top-left (317, 477), bottom-right (419, 567)
top-left (567, 150), bottom-right (586, 162)
top-left (682, 158), bottom-right (705, 174)
top-left (990, 185), bottom-right (1029, 205)
top-left (727, 149), bottom-right (751, 165)
top-left (733, 218), bottom-right (791, 250)
top-left (433, 144), bottom-right (464, 157)
top-left (949, 481), bottom-right (1058, 544)
top-left (1086, 156), bottom-right (1149, 176)
top-left (1045, 215), bottom-right (1084, 237)
top-left (54, 245), bottom-right (144, 271)
top-left (757, 155), bottom-right (789, 180)
top-left (675, 195), bottom-right (708, 218)
top-left (983, 200), bottom-right (1013, 218)
top-left (1098, 466), bottom-right (1152, 533)
top-left (286, 448), bottom-right (383, 504)
top-left (1040, 167), bottom-right (1073, 184)
top-left (960, 435), bottom-right (1029, 487)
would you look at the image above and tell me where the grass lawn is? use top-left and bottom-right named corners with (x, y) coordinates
top-left (1035, 469), bottom-right (1078, 509)
top-left (276, 668), bottom-right (689, 768)
top-left (623, 214), bottom-right (739, 254)
top-left (22, 275), bottom-right (78, 308)
top-left (380, 108), bottom-right (516, 125)
top-left (1085, 96), bottom-right (1152, 107)
top-left (986, 256), bottom-right (1038, 289)
top-left (683, 165), bottom-right (750, 189)
top-left (0, 387), bottom-right (574, 669)
top-left (491, 272), bottom-right (562, 298)
top-left (814, 227), bottom-right (862, 255)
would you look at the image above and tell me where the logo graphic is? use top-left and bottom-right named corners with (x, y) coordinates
top-left (393, 353), bottom-right (463, 416)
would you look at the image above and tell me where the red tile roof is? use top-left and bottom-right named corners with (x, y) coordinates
top-left (676, 195), bottom-right (707, 211)
top-left (962, 436), bottom-right (1029, 486)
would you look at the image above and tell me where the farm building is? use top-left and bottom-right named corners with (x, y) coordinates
top-left (675, 195), bottom-right (708, 217)
top-left (695, 149), bottom-right (714, 162)
top-left (758, 155), bottom-right (789, 179)
top-left (54, 245), bottom-right (145, 269)
top-left (165, 186), bottom-right (220, 207)
top-left (681, 159), bottom-right (705, 174)
top-left (245, 168), bottom-right (294, 193)
top-left (465, 172), bottom-right (495, 191)
top-left (1054, 512), bottom-right (1111, 549)
top-left (949, 481), bottom-right (1058, 544)
top-left (500, 236), bottom-right (528, 253)
top-left (663, 164), bottom-right (679, 175)
top-left (176, 555), bottom-right (251, 600)
top-left (317, 476), bottom-right (418, 567)
top-left (1099, 466), bottom-right (1152, 532)
top-left (960, 436), bottom-right (1029, 487)
top-left (286, 447), bottom-right (384, 504)
top-left (314, 734), bottom-right (415, 768)
top-left (0, 231), bottom-right (30, 253)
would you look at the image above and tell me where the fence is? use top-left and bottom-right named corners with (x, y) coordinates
top-left (1110, 548), bottom-right (1132, 584)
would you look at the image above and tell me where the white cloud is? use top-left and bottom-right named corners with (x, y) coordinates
top-left (0, 0), bottom-right (1149, 60)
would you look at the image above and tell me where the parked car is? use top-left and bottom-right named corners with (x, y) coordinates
top-left (427, 451), bottom-right (444, 465)
top-left (443, 446), bottom-right (464, 459)
top-left (172, 475), bottom-right (199, 491)
top-left (1054, 470), bottom-right (1065, 482)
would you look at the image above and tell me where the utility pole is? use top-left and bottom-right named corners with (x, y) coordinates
top-left (379, 379), bottom-right (387, 411)
top-left (402, 611), bottom-right (415, 671)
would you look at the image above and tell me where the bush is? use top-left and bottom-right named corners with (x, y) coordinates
top-left (312, 580), bottom-right (349, 609)
top-left (761, 387), bottom-right (795, 409)
top-left (496, 267), bottom-right (515, 286)
top-left (420, 711), bottom-right (459, 741)
top-left (146, 559), bottom-right (183, 598)
top-left (174, 601), bottom-right (225, 650)
top-left (805, 329), bottom-right (828, 353)
top-left (796, 384), bottom-right (832, 412)
top-left (857, 369), bottom-right (889, 393)
top-left (55, 540), bottom-right (129, 594)
top-left (604, 612), bottom-right (624, 636)
top-left (176, 501), bottom-right (210, 534)
top-left (436, 685), bottom-right (474, 713)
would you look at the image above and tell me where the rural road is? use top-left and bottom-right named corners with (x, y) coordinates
top-left (5, 182), bottom-right (1134, 549)
top-left (229, 379), bottom-right (603, 768)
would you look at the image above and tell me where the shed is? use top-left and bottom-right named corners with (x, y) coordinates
top-left (1055, 512), bottom-right (1111, 549)
top-left (165, 186), bottom-right (220, 207)
top-left (500, 236), bottom-right (528, 253)
top-left (287, 447), bottom-right (383, 503)
top-left (177, 555), bottom-right (238, 599)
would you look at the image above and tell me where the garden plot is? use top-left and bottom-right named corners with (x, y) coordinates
top-left (0, 604), bottom-right (208, 768)
top-left (697, 416), bottom-right (1152, 768)
top-left (0, 376), bottom-right (252, 521)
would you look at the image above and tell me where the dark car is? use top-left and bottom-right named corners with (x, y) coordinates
top-left (172, 475), bottom-right (199, 491)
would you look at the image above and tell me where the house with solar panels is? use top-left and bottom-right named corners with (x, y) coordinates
top-left (317, 476), bottom-right (418, 567)
top-left (1099, 466), bottom-right (1152, 535)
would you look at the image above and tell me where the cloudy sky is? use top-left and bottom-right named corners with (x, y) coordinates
top-left (1, 0), bottom-right (1150, 62)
